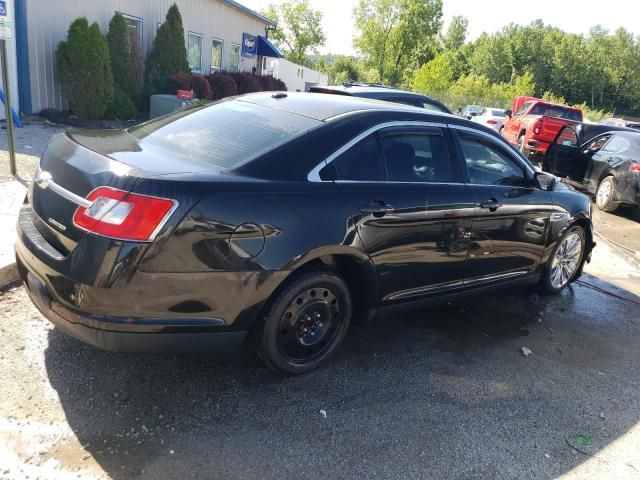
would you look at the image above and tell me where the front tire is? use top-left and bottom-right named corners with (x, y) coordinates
top-left (255, 271), bottom-right (352, 375)
top-left (540, 226), bottom-right (585, 294)
top-left (595, 176), bottom-right (617, 212)
top-left (517, 135), bottom-right (527, 156)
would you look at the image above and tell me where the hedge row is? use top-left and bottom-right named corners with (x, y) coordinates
top-left (167, 72), bottom-right (287, 101)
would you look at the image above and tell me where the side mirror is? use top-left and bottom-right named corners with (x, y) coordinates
top-left (533, 171), bottom-right (556, 191)
top-left (466, 115), bottom-right (473, 120)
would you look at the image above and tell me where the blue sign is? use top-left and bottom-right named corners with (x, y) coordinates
top-left (241, 33), bottom-right (257, 58)
top-left (0, 1), bottom-right (7, 17)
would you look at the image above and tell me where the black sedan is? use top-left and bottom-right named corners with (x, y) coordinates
top-left (544, 123), bottom-right (640, 212)
top-left (17, 92), bottom-right (595, 374)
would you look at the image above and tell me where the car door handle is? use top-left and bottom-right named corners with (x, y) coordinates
top-left (359, 202), bottom-right (394, 215)
top-left (479, 198), bottom-right (503, 211)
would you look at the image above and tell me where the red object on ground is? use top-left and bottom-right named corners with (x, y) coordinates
top-left (176, 90), bottom-right (194, 100)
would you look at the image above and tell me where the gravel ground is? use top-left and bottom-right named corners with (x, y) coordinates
top-left (1, 240), bottom-right (640, 479)
top-left (0, 122), bottom-right (68, 184)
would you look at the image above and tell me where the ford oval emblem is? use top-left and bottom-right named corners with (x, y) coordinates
top-left (35, 170), bottom-right (52, 190)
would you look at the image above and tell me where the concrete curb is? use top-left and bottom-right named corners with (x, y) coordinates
top-left (0, 261), bottom-right (18, 290)
top-left (0, 181), bottom-right (27, 290)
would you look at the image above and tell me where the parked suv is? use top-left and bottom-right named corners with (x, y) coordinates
top-left (310, 83), bottom-right (451, 114)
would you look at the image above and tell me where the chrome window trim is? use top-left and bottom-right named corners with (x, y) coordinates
top-left (447, 123), bottom-right (536, 176)
top-left (307, 120), bottom-right (447, 182)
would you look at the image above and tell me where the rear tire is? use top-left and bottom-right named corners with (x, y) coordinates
top-left (255, 271), bottom-right (352, 375)
top-left (539, 226), bottom-right (585, 294)
top-left (595, 176), bottom-right (618, 212)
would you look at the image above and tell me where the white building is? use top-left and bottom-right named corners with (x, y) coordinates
top-left (264, 58), bottom-right (328, 92)
top-left (11, 0), bottom-right (278, 114)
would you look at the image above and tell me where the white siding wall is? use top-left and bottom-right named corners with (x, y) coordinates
top-left (25, 0), bottom-right (269, 112)
top-left (265, 58), bottom-right (328, 92)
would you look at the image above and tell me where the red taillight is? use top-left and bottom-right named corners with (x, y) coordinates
top-left (632, 163), bottom-right (640, 173)
top-left (486, 119), bottom-right (498, 125)
top-left (73, 187), bottom-right (177, 242)
top-left (533, 119), bottom-right (543, 135)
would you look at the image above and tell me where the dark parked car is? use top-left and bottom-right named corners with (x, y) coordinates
top-left (460, 105), bottom-right (484, 119)
top-left (17, 92), bottom-right (595, 375)
top-left (309, 83), bottom-right (451, 113)
top-left (544, 123), bottom-right (640, 212)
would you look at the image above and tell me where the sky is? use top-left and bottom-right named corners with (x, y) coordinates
top-left (241, 0), bottom-right (640, 55)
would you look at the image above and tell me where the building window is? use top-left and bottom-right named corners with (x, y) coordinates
top-left (229, 43), bottom-right (240, 72)
top-left (119, 13), bottom-right (143, 49)
top-left (188, 32), bottom-right (203, 72)
top-left (211, 39), bottom-right (224, 72)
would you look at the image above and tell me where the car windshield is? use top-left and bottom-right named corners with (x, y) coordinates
top-left (128, 99), bottom-right (320, 169)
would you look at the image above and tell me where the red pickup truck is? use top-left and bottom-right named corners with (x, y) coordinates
top-left (502, 97), bottom-right (583, 159)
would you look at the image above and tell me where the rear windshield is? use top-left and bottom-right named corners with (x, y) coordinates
top-left (491, 109), bottom-right (505, 117)
top-left (128, 99), bottom-right (320, 169)
top-left (529, 104), bottom-right (582, 122)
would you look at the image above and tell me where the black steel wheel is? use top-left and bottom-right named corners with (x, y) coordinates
top-left (255, 271), bottom-right (352, 375)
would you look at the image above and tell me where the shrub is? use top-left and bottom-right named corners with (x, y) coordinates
top-left (56, 18), bottom-right (113, 119)
top-left (167, 72), bottom-right (191, 92)
top-left (207, 72), bottom-right (238, 100)
top-left (230, 72), bottom-right (262, 94)
top-left (191, 75), bottom-right (213, 99)
top-left (144, 4), bottom-right (189, 96)
top-left (273, 78), bottom-right (287, 91)
top-left (257, 75), bottom-right (277, 91)
top-left (108, 87), bottom-right (137, 120)
top-left (129, 34), bottom-right (145, 109)
top-left (107, 14), bottom-right (132, 95)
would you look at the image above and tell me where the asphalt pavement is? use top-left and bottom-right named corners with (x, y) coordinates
top-left (1, 238), bottom-right (640, 479)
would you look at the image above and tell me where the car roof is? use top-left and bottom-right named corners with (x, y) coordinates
top-left (309, 84), bottom-right (439, 99)
top-left (240, 91), bottom-right (453, 122)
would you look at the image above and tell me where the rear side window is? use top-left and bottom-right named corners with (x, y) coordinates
top-left (321, 135), bottom-right (384, 181)
top-left (380, 132), bottom-right (453, 182)
top-left (601, 135), bottom-right (630, 154)
top-left (129, 100), bottom-right (320, 169)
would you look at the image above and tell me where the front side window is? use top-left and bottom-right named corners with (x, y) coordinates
top-left (514, 102), bottom-right (532, 116)
top-left (229, 44), bottom-right (241, 72)
top-left (188, 32), bottom-right (203, 72)
top-left (211, 39), bottom-right (223, 72)
top-left (586, 135), bottom-right (611, 153)
top-left (458, 135), bottom-right (527, 186)
top-left (320, 136), bottom-right (384, 181)
top-left (380, 132), bottom-right (453, 183)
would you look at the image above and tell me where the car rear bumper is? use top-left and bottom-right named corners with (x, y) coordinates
top-left (525, 138), bottom-right (550, 155)
top-left (15, 206), bottom-right (288, 354)
top-left (16, 251), bottom-right (248, 354)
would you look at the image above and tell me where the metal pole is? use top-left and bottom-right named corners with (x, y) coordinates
top-left (1, 38), bottom-right (16, 176)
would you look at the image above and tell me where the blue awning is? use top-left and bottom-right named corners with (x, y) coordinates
top-left (257, 36), bottom-right (284, 58)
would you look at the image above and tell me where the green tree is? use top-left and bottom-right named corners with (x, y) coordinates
top-left (329, 56), bottom-right (361, 84)
top-left (441, 15), bottom-right (468, 51)
top-left (144, 3), bottom-right (189, 96)
top-left (262, 1), bottom-right (326, 67)
top-left (56, 18), bottom-right (113, 119)
top-left (106, 13), bottom-right (137, 118)
top-left (410, 54), bottom-right (453, 94)
top-left (353, 0), bottom-right (443, 86)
